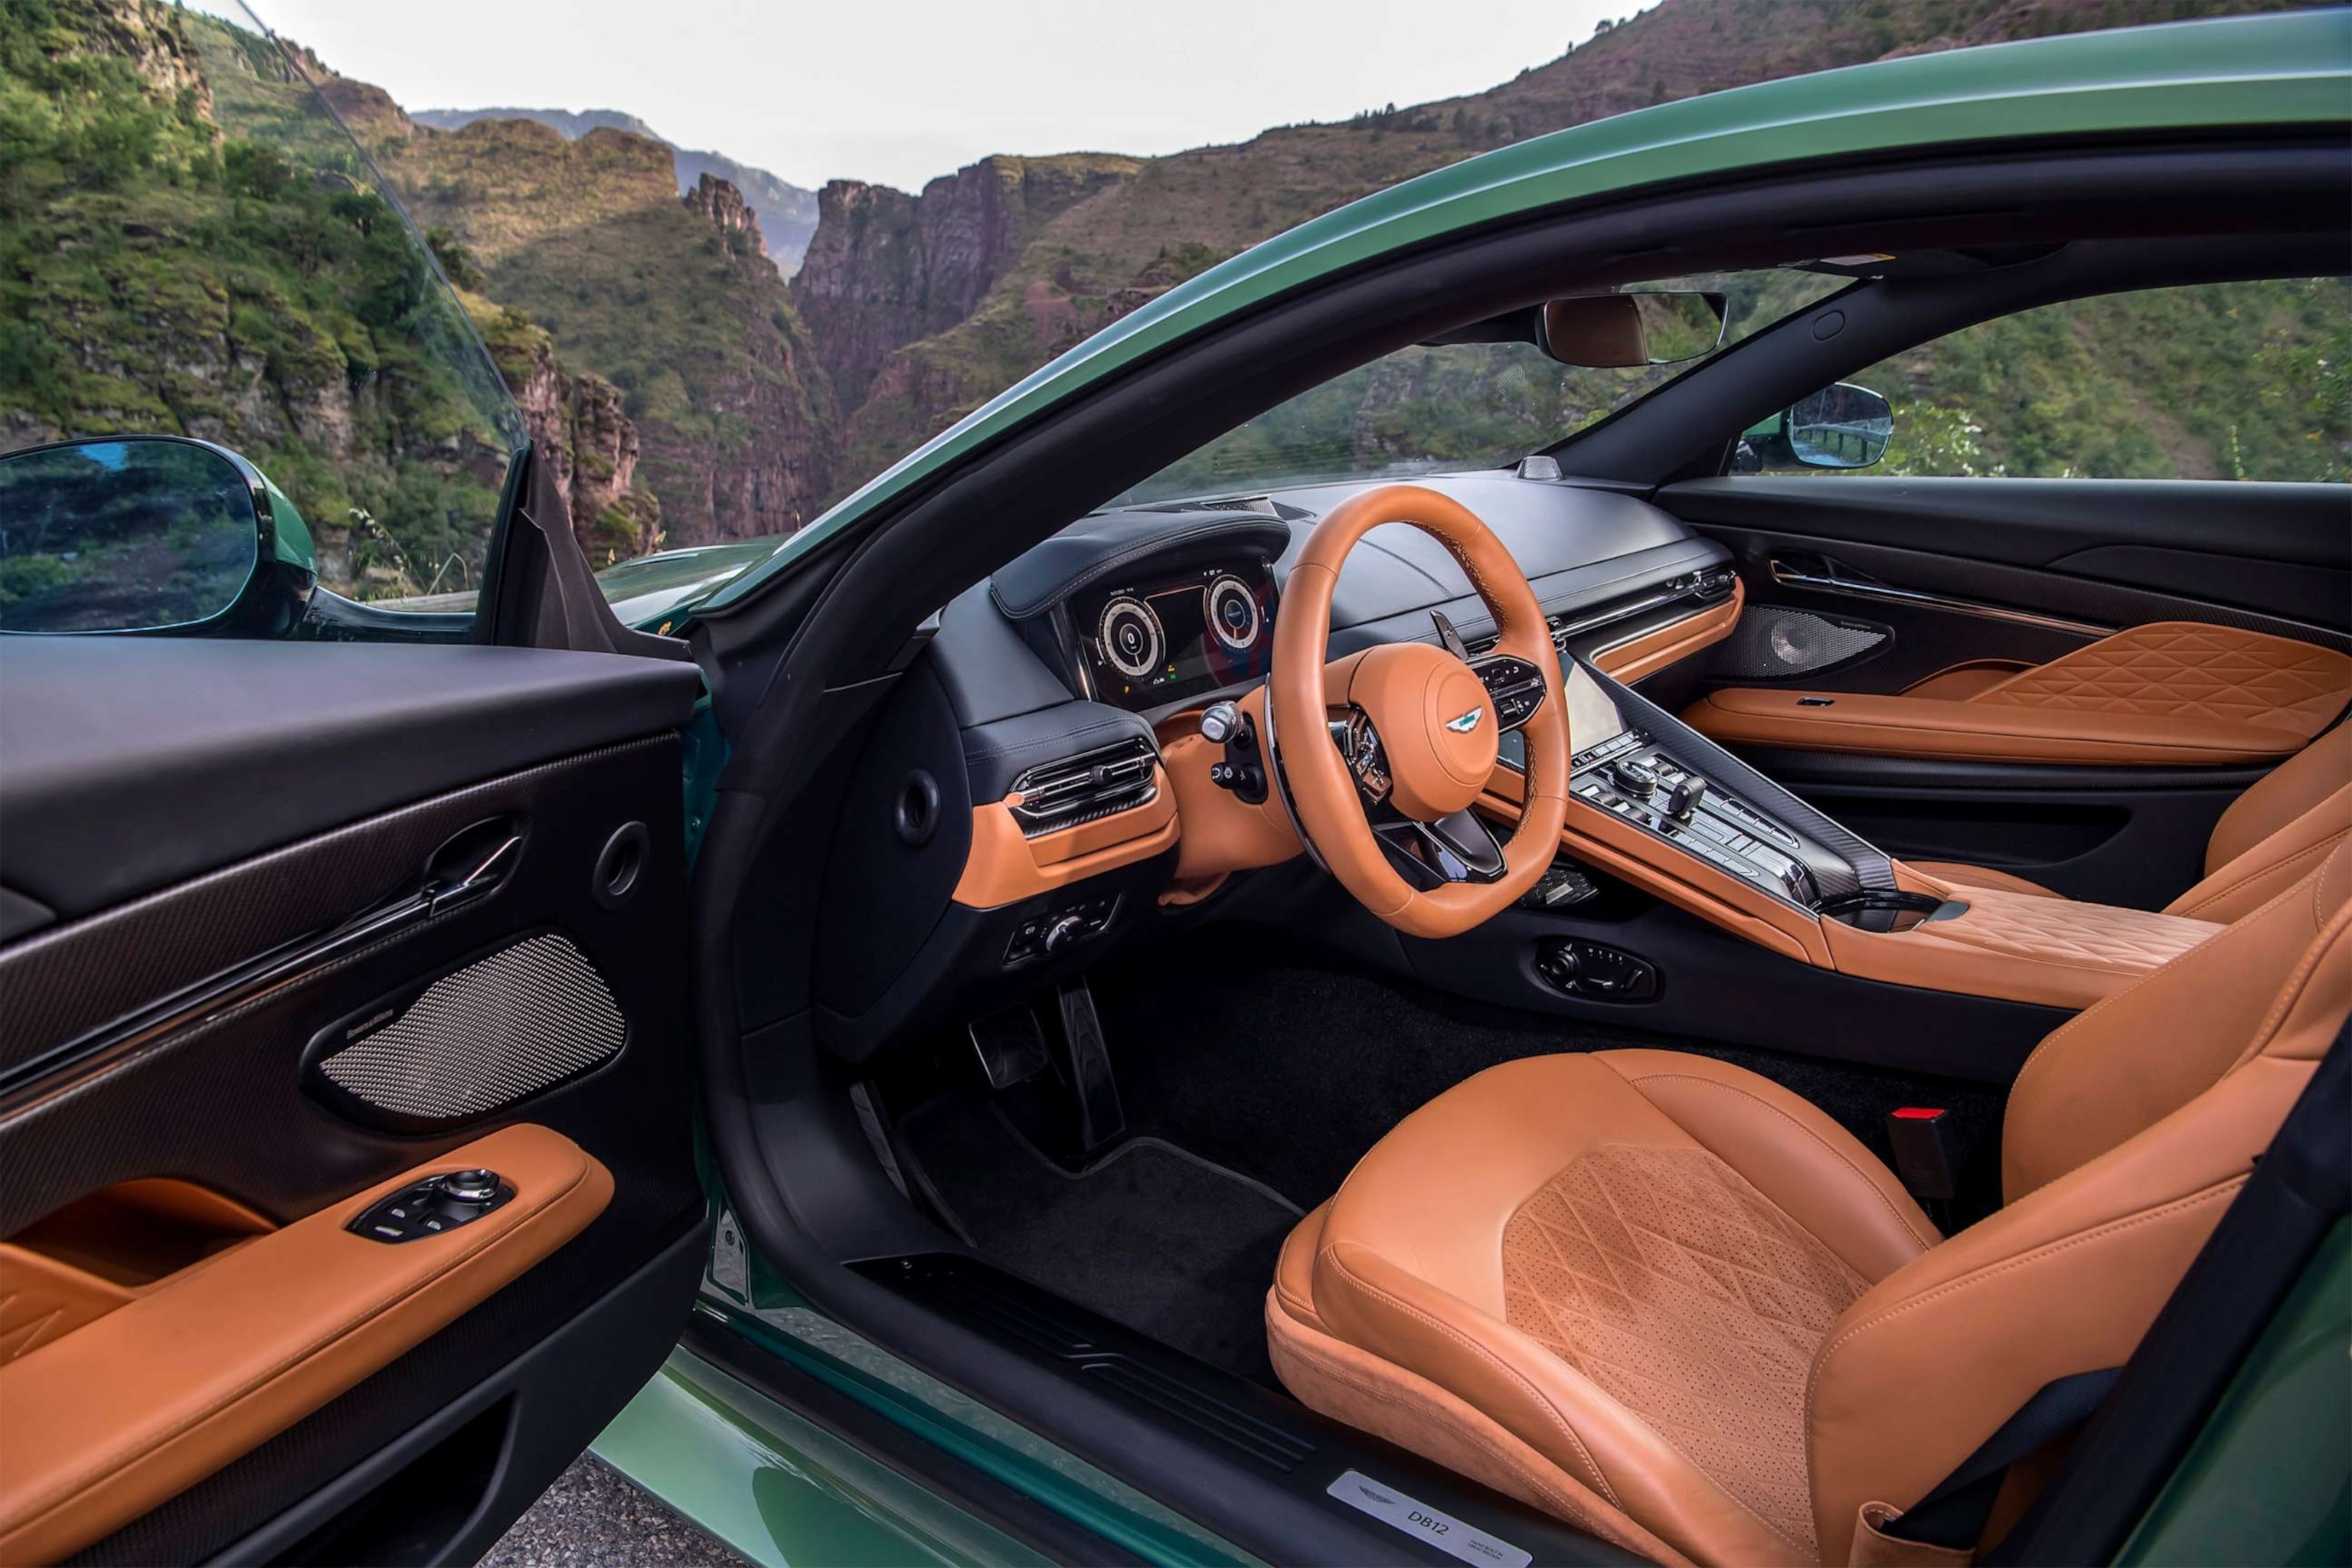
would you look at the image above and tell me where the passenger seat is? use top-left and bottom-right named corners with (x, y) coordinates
top-left (1916, 721), bottom-right (2352, 921)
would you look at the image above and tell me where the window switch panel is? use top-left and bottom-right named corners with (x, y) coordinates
top-left (349, 1170), bottom-right (514, 1243)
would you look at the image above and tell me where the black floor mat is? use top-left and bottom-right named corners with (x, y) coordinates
top-left (1090, 923), bottom-right (2007, 1220)
top-left (900, 1096), bottom-right (1302, 1384)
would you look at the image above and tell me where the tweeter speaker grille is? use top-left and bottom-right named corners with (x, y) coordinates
top-left (1713, 608), bottom-right (1887, 680)
top-left (315, 932), bottom-right (625, 1125)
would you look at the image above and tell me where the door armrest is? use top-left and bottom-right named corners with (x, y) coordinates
top-left (0, 1124), bottom-right (611, 1564)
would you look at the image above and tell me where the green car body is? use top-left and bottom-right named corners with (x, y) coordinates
top-left (599, 13), bottom-right (2352, 1563)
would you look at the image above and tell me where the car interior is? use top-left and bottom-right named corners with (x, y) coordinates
top-left (683, 137), bottom-right (2352, 1567)
top-left (0, 128), bottom-right (2344, 1568)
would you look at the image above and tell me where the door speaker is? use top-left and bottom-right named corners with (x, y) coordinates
top-left (1713, 607), bottom-right (1887, 680)
top-left (305, 931), bottom-right (626, 1131)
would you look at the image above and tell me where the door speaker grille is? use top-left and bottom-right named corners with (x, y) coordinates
top-left (315, 933), bottom-right (625, 1124)
top-left (1713, 608), bottom-right (1887, 680)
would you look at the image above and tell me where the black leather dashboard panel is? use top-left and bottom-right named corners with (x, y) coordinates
top-left (1273, 472), bottom-right (1697, 630)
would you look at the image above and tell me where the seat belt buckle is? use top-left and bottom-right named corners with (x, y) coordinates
top-left (1887, 1107), bottom-right (1958, 1201)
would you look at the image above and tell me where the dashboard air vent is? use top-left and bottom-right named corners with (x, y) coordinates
top-left (1009, 738), bottom-right (1159, 838)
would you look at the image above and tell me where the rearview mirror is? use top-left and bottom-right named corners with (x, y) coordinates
top-left (1538, 292), bottom-right (1727, 368)
top-left (0, 436), bottom-right (310, 635)
top-left (1780, 383), bottom-right (1893, 469)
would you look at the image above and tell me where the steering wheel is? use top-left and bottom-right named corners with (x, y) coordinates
top-left (1268, 485), bottom-right (1573, 939)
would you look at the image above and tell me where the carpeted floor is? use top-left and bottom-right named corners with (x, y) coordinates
top-left (899, 1096), bottom-right (1304, 1384)
top-left (1088, 923), bottom-right (2007, 1220)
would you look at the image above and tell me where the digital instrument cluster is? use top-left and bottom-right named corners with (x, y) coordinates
top-left (1076, 561), bottom-right (1279, 709)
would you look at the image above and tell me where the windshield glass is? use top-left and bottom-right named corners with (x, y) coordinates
top-left (1115, 270), bottom-right (1848, 506)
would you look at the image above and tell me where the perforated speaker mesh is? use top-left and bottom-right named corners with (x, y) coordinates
top-left (1713, 608), bottom-right (1886, 680)
top-left (318, 933), bottom-right (625, 1121)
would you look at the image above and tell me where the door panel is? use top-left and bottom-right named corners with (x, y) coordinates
top-left (1655, 476), bottom-right (2352, 901)
top-left (1664, 476), bottom-right (2352, 638)
top-left (0, 642), bottom-right (704, 1563)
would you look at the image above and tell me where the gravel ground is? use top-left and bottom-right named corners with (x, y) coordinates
top-left (479, 1454), bottom-right (747, 1567)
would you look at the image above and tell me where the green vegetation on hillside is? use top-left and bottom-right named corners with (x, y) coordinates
top-left (1128, 270), bottom-right (1850, 501)
top-left (0, 0), bottom-right (520, 600)
top-left (1860, 279), bottom-right (2350, 481)
top-left (359, 103), bottom-right (838, 541)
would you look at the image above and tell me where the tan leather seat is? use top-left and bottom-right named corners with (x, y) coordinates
top-left (1268, 843), bottom-right (2352, 1567)
top-left (1914, 721), bottom-right (2352, 923)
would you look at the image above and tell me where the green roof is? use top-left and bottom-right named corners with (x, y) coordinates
top-left (701, 8), bottom-right (2352, 616)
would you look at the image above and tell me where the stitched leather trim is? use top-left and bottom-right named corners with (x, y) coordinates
top-left (2171, 831), bottom-right (2347, 920)
top-left (1803, 1179), bottom-right (2242, 1424)
top-left (1609, 1067), bottom-right (1940, 1257)
top-left (1321, 1244), bottom-right (1623, 1508)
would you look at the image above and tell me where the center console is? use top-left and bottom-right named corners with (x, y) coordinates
top-left (1491, 660), bottom-right (2226, 1013)
top-left (1570, 730), bottom-right (1824, 908)
top-left (1538, 660), bottom-right (1892, 920)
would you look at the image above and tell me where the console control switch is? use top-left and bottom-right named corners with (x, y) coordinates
top-left (1536, 940), bottom-right (1658, 1002)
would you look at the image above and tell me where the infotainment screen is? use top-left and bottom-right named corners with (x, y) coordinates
top-left (1076, 560), bottom-right (1279, 709)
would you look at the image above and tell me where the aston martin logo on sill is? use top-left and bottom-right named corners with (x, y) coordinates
top-left (1446, 708), bottom-right (1484, 733)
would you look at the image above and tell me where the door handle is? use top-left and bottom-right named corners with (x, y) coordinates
top-left (0, 820), bottom-right (526, 1106)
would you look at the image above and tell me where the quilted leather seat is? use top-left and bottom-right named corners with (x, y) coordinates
top-left (1267, 844), bottom-right (2352, 1566)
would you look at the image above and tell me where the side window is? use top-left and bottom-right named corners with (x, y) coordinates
top-left (0, 4), bottom-right (523, 637)
top-left (1753, 279), bottom-right (2350, 482)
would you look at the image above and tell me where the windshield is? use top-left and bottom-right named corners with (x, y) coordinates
top-left (1115, 270), bottom-right (1848, 506)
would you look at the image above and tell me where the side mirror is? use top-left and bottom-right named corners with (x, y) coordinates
top-left (0, 436), bottom-right (314, 635)
top-left (1779, 383), bottom-right (1893, 469)
top-left (1538, 291), bottom-right (1727, 368)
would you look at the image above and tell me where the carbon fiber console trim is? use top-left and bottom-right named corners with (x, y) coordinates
top-left (1585, 659), bottom-right (1896, 897)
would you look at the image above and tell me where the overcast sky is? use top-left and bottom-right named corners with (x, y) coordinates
top-left (245, 0), bottom-right (1631, 194)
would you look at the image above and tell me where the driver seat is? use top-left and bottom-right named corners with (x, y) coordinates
top-left (1267, 843), bottom-right (2352, 1567)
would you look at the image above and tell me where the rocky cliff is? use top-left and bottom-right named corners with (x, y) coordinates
top-left (468, 296), bottom-right (659, 565)
top-left (349, 100), bottom-right (838, 542)
top-left (410, 106), bottom-right (821, 271)
top-left (791, 154), bottom-right (1138, 411)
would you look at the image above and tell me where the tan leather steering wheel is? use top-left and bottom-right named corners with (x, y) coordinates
top-left (1269, 484), bottom-right (1573, 938)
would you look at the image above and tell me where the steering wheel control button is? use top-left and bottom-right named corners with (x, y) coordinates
top-left (1470, 655), bottom-right (1546, 732)
top-left (1537, 939), bottom-right (1658, 1002)
top-left (350, 1172), bottom-right (514, 1243)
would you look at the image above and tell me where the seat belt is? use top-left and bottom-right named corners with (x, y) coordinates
top-left (1883, 1367), bottom-right (2122, 1549)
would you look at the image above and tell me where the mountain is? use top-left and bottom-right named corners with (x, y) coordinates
top-left (0, 0), bottom-right (541, 599)
top-left (410, 106), bottom-right (818, 272)
top-left (316, 70), bottom-right (839, 545)
top-left (795, 0), bottom-right (2328, 497)
top-left (8, 0), bottom-right (2334, 587)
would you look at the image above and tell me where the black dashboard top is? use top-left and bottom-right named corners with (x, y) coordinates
top-left (942, 470), bottom-right (1730, 726)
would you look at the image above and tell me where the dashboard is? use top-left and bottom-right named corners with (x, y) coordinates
top-left (813, 471), bottom-right (1744, 1061)
top-left (1073, 561), bottom-right (1279, 710)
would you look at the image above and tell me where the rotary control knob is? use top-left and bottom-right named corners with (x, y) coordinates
top-left (436, 1168), bottom-right (501, 1205)
top-left (1041, 913), bottom-right (1087, 954)
top-left (1609, 757), bottom-right (1659, 795)
top-left (1199, 700), bottom-right (1243, 745)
